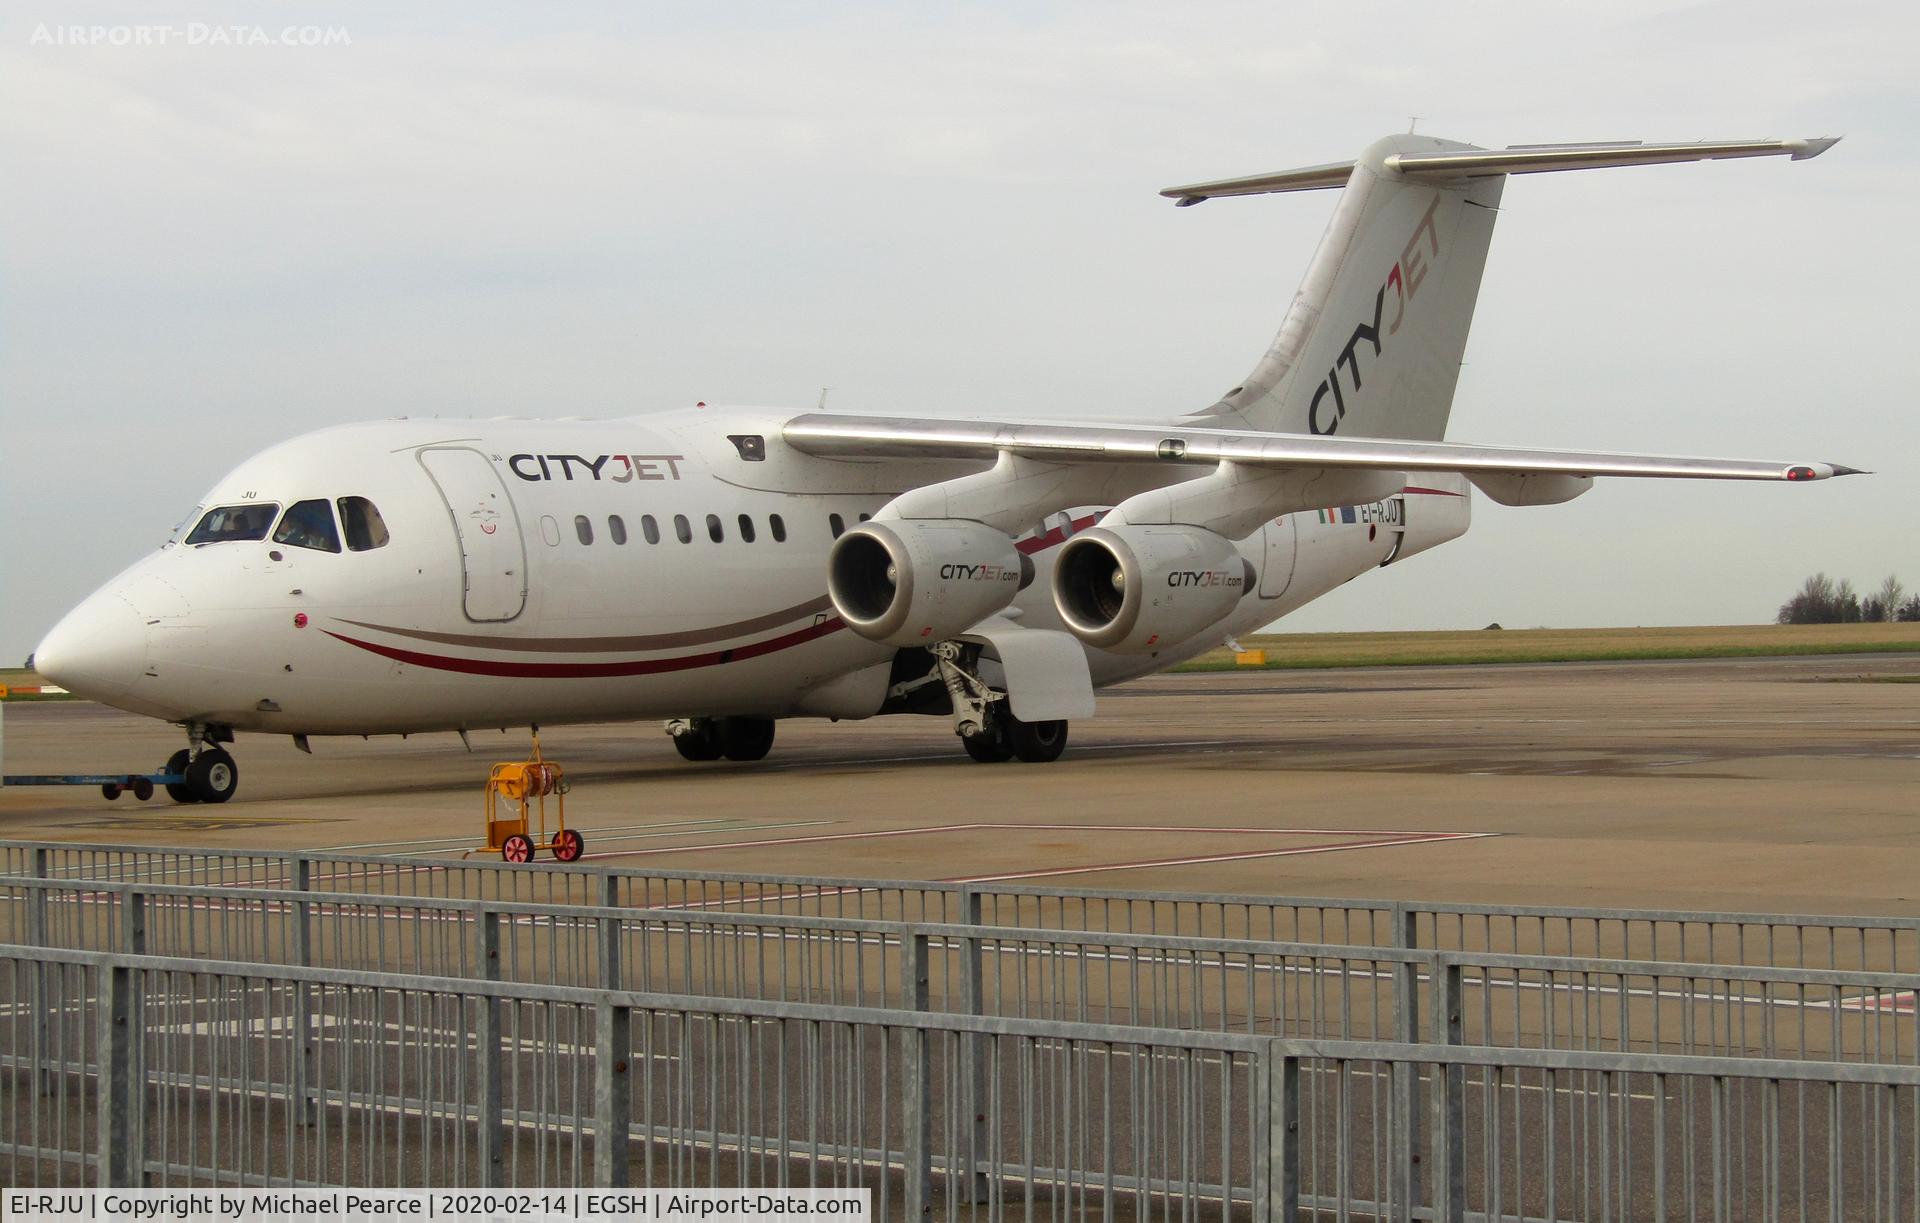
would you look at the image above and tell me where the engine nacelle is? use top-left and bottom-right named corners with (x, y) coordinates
top-left (1052, 524), bottom-right (1252, 653)
top-left (828, 519), bottom-right (1031, 647)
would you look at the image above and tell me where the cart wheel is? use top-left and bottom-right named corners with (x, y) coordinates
top-left (501, 834), bottom-right (534, 863)
top-left (101, 783), bottom-right (122, 800)
top-left (131, 778), bottom-right (155, 802)
top-left (551, 828), bottom-right (584, 863)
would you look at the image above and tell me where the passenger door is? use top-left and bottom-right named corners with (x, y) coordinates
top-left (418, 448), bottom-right (528, 622)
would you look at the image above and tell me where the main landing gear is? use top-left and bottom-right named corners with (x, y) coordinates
top-left (162, 723), bottom-right (239, 804)
top-left (932, 641), bottom-right (1069, 765)
top-left (666, 716), bottom-right (777, 762)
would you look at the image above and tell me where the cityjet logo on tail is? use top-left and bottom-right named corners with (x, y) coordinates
top-left (1308, 196), bottom-right (1443, 436)
top-left (506, 454), bottom-right (686, 482)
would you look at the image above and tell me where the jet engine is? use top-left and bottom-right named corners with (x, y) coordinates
top-left (1052, 524), bottom-right (1253, 653)
top-left (828, 519), bottom-right (1032, 647)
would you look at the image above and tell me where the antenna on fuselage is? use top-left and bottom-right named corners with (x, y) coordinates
top-left (818, 387), bottom-right (832, 409)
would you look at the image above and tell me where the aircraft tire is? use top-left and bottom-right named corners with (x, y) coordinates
top-left (672, 721), bottom-right (724, 761)
top-left (185, 748), bottom-right (239, 804)
top-left (164, 749), bottom-right (200, 804)
top-left (719, 717), bottom-right (776, 762)
top-left (961, 725), bottom-right (1013, 763)
top-left (1006, 717), bottom-right (1068, 764)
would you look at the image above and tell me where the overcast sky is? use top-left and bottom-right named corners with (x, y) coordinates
top-left (3, 1), bottom-right (1915, 661)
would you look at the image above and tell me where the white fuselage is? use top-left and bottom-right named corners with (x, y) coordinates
top-left (35, 408), bottom-right (1470, 737)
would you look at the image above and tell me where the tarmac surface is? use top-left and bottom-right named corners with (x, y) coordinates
top-left (2, 652), bottom-right (1917, 917)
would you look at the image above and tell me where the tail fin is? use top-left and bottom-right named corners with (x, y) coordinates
top-left (1170, 135), bottom-right (1838, 441)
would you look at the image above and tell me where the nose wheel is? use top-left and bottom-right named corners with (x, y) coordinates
top-left (161, 731), bottom-right (240, 804)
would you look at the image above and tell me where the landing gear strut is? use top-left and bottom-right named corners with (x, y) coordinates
top-left (162, 723), bottom-right (239, 804)
top-left (932, 641), bottom-right (1069, 764)
top-left (666, 717), bottom-right (777, 762)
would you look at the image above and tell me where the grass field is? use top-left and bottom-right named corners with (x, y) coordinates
top-left (1175, 622), bottom-right (1920, 671)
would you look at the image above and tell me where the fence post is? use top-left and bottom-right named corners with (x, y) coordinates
top-left (903, 930), bottom-right (932, 1216)
top-left (1428, 960), bottom-right (1465, 1223)
top-left (292, 858), bottom-right (316, 1126)
top-left (474, 908), bottom-right (507, 1184)
top-left (594, 1000), bottom-right (633, 1187)
top-left (1260, 1042), bottom-right (1300, 1223)
top-left (598, 874), bottom-right (622, 991)
top-left (958, 892), bottom-right (990, 1205)
top-left (96, 962), bottom-right (145, 1186)
top-left (28, 854), bottom-right (51, 1097)
top-left (1390, 951), bottom-right (1421, 1222)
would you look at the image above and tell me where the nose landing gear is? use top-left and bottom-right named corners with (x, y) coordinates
top-left (161, 725), bottom-right (239, 804)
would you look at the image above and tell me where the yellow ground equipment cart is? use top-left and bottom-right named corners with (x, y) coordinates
top-left (476, 736), bottom-right (582, 863)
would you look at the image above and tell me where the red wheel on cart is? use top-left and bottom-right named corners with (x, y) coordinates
top-left (501, 834), bottom-right (534, 863)
top-left (551, 828), bottom-right (584, 863)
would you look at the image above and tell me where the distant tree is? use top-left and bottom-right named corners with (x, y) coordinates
top-left (1900, 595), bottom-right (1920, 623)
top-left (1778, 572), bottom-right (1839, 624)
top-left (1835, 579), bottom-right (1862, 623)
top-left (1875, 575), bottom-right (1906, 622)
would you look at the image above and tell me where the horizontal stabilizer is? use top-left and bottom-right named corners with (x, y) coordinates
top-left (784, 413), bottom-right (1862, 485)
top-left (1163, 136), bottom-right (1839, 204)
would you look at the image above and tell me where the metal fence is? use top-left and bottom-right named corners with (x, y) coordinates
top-left (6, 838), bottom-right (1919, 974)
top-left (4, 943), bottom-right (1920, 1221)
top-left (4, 874), bottom-right (1918, 1069)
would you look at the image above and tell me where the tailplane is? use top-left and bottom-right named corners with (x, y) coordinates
top-left (1171, 135), bottom-right (1838, 441)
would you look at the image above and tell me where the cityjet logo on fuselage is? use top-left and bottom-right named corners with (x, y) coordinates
top-left (506, 454), bottom-right (686, 482)
top-left (1308, 195), bottom-right (1443, 436)
top-left (1167, 569), bottom-right (1242, 590)
top-left (939, 563), bottom-right (1021, 582)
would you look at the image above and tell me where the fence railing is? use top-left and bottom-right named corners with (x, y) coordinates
top-left (6, 838), bottom-right (1919, 974)
top-left (4, 874), bottom-right (1917, 1069)
top-left (4, 943), bottom-right (1919, 1221)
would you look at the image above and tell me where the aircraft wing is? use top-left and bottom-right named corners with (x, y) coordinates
top-left (782, 413), bottom-right (1861, 483)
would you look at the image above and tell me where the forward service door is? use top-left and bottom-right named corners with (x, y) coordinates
top-left (419, 447), bottom-right (528, 622)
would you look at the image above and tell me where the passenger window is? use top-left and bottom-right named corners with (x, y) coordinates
top-left (337, 497), bottom-right (390, 551)
top-left (673, 514), bottom-right (692, 544)
top-left (575, 515), bottom-right (594, 545)
top-left (769, 513), bottom-right (787, 543)
top-left (608, 515), bottom-right (627, 545)
top-left (829, 513), bottom-right (845, 538)
top-left (706, 513), bottom-right (724, 543)
top-left (737, 514), bottom-right (756, 543)
top-left (186, 503), bottom-right (281, 546)
top-left (272, 499), bottom-right (342, 553)
top-left (642, 515), bottom-right (661, 545)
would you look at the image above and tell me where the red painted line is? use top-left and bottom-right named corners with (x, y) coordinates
top-left (1401, 485), bottom-right (1465, 498)
top-left (1838, 991), bottom-right (1917, 1014)
top-left (941, 833), bottom-right (1497, 883)
top-left (584, 822), bottom-right (1492, 863)
top-left (326, 616), bottom-right (846, 679)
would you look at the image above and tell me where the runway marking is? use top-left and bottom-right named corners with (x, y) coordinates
top-left (1830, 991), bottom-right (1917, 1014)
top-left (942, 832), bottom-right (1498, 883)
top-left (322, 817), bottom-right (747, 851)
top-left (321, 818), bottom-right (834, 856)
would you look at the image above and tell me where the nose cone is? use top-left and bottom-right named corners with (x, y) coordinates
top-left (34, 591), bottom-right (149, 701)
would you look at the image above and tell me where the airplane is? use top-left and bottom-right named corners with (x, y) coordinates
top-left (31, 133), bottom-right (1858, 814)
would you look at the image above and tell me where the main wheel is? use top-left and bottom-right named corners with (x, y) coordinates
top-left (184, 748), bottom-right (239, 804)
top-left (1006, 717), bottom-right (1068, 764)
top-left (718, 717), bottom-right (776, 762)
top-left (501, 834), bottom-right (534, 863)
top-left (163, 749), bottom-right (200, 804)
top-left (961, 723), bottom-right (1013, 763)
top-left (551, 828), bottom-right (585, 862)
top-left (672, 721), bottom-right (724, 761)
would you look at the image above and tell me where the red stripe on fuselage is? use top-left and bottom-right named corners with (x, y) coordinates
top-left (324, 616), bottom-right (848, 679)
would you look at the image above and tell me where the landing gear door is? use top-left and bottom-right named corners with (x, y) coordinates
top-left (1259, 516), bottom-right (1297, 599)
top-left (419, 448), bottom-right (528, 623)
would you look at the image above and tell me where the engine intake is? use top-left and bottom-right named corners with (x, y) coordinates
top-left (828, 519), bottom-right (1031, 647)
top-left (1053, 524), bottom-right (1252, 653)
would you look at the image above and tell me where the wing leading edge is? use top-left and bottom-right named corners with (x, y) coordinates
top-left (782, 414), bottom-right (1861, 484)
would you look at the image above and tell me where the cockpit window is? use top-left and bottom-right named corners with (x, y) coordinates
top-left (338, 497), bottom-right (391, 551)
top-left (272, 499), bottom-right (342, 553)
top-left (164, 506), bottom-right (203, 549)
top-left (185, 503), bottom-right (280, 545)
